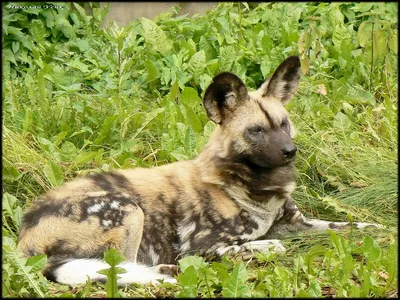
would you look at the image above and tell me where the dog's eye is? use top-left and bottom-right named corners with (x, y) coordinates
top-left (248, 126), bottom-right (264, 135)
top-left (281, 118), bottom-right (290, 133)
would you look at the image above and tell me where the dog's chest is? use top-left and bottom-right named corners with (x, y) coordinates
top-left (176, 195), bottom-right (287, 253)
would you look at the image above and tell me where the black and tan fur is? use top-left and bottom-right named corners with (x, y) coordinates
top-left (17, 56), bottom-right (379, 285)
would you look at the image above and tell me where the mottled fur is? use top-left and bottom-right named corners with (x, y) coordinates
top-left (17, 56), bottom-right (379, 285)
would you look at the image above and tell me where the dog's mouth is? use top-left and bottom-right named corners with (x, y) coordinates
top-left (238, 156), bottom-right (295, 171)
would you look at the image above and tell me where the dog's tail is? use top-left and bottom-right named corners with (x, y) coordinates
top-left (43, 257), bottom-right (176, 285)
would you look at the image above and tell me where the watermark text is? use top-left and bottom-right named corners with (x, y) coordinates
top-left (6, 4), bottom-right (64, 9)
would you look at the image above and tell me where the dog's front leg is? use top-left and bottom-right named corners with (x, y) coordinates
top-left (264, 198), bottom-right (383, 239)
top-left (204, 239), bottom-right (287, 261)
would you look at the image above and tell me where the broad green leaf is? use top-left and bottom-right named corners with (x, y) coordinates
top-left (55, 18), bottom-right (76, 39)
top-left (219, 45), bottom-right (235, 72)
top-left (274, 266), bottom-right (290, 281)
top-left (333, 112), bottom-right (352, 131)
top-left (300, 55), bottom-right (309, 75)
top-left (69, 58), bottom-right (90, 73)
top-left (176, 265), bottom-right (197, 297)
top-left (2, 193), bottom-right (17, 215)
top-left (357, 21), bottom-right (372, 47)
top-left (363, 236), bottom-right (381, 261)
top-left (130, 107), bottom-right (165, 140)
top-left (3, 237), bottom-right (46, 297)
top-left (181, 39), bottom-right (197, 56)
top-left (74, 151), bottom-right (97, 166)
top-left (144, 60), bottom-right (159, 82)
top-left (97, 249), bottom-right (126, 298)
top-left (199, 36), bottom-right (216, 61)
top-left (26, 254), bottom-right (47, 273)
top-left (141, 17), bottom-right (172, 54)
top-left (178, 255), bottom-right (208, 272)
top-left (170, 149), bottom-right (189, 161)
top-left (73, 3), bottom-right (89, 23)
top-left (11, 41), bottom-right (19, 53)
top-left (211, 262), bottom-right (230, 282)
top-left (308, 278), bottom-right (322, 297)
top-left (188, 50), bottom-right (206, 79)
top-left (3, 48), bottom-right (17, 65)
top-left (6, 26), bottom-right (33, 50)
top-left (2, 166), bottom-right (21, 182)
top-left (69, 12), bottom-right (81, 27)
top-left (383, 243), bottom-right (398, 291)
top-left (30, 19), bottom-right (47, 44)
top-left (104, 248), bottom-right (125, 266)
top-left (75, 38), bottom-right (90, 52)
top-left (14, 206), bottom-right (23, 230)
top-left (60, 141), bottom-right (78, 162)
top-left (298, 30), bottom-right (311, 53)
top-left (43, 161), bottom-right (64, 187)
top-left (40, 9), bottom-right (55, 28)
top-left (184, 126), bottom-right (197, 156)
top-left (93, 115), bottom-right (118, 145)
top-left (59, 83), bottom-right (82, 93)
top-left (181, 87), bottom-right (202, 109)
top-left (222, 261), bottom-right (250, 297)
top-left (296, 289), bottom-right (312, 297)
top-left (389, 31), bottom-right (397, 54)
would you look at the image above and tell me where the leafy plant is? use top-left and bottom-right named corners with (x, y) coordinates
top-left (2, 237), bottom-right (48, 298)
top-left (97, 248), bottom-right (127, 298)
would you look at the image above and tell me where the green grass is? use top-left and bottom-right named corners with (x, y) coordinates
top-left (2, 1), bottom-right (398, 298)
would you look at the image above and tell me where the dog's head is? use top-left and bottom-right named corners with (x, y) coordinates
top-left (204, 56), bottom-right (301, 168)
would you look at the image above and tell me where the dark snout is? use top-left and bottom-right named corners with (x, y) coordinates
top-left (281, 144), bottom-right (297, 159)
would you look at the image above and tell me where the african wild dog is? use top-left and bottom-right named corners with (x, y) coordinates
top-left (17, 56), bottom-right (379, 285)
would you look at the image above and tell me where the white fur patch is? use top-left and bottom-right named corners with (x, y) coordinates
top-left (216, 245), bottom-right (241, 256)
top-left (87, 203), bottom-right (103, 214)
top-left (225, 92), bottom-right (236, 107)
top-left (149, 245), bottom-right (160, 265)
top-left (180, 240), bottom-right (191, 252)
top-left (178, 222), bottom-right (196, 247)
top-left (110, 201), bottom-right (119, 210)
top-left (54, 259), bottom-right (175, 285)
top-left (102, 219), bottom-right (112, 227)
top-left (239, 214), bottom-right (274, 240)
top-left (226, 189), bottom-right (286, 231)
top-left (86, 191), bottom-right (108, 197)
top-left (355, 222), bottom-right (384, 229)
top-left (261, 186), bottom-right (282, 191)
top-left (283, 182), bottom-right (296, 194)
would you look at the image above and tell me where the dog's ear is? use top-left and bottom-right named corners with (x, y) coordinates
top-left (261, 56), bottom-right (301, 105)
top-left (203, 72), bottom-right (248, 124)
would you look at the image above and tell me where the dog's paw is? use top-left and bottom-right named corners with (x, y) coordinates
top-left (241, 239), bottom-right (287, 255)
top-left (216, 240), bottom-right (286, 260)
top-left (216, 245), bottom-right (242, 257)
top-left (353, 222), bottom-right (384, 229)
top-left (154, 264), bottom-right (179, 277)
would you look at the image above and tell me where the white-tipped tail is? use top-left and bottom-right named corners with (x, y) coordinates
top-left (53, 259), bottom-right (175, 285)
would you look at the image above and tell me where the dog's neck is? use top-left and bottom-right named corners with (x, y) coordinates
top-left (195, 131), bottom-right (296, 200)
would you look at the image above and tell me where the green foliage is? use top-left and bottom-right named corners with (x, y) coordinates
top-left (2, 1), bottom-right (397, 298)
top-left (2, 237), bottom-right (48, 297)
top-left (173, 236), bottom-right (397, 298)
top-left (97, 249), bottom-right (127, 298)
